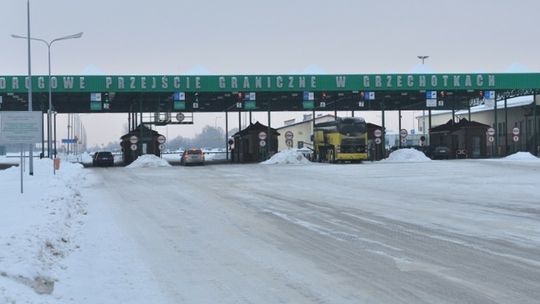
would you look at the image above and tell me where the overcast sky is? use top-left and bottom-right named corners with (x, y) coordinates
top-left (1, 0), bottom-right (539, 147)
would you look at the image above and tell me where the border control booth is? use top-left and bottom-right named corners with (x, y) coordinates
top-left (120, 125), bottom-right (165, 165)
top-left (232, 122), bottom-right (279, 163)
top-left (429, 118), bottom-right (489, 158)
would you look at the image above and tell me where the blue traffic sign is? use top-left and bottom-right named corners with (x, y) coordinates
top-left (303, 91), bottom-right (314, 101)
top-left (426, 91), bottom-right (437, 99)
top-left (173, 92), bottom-right (185, 101)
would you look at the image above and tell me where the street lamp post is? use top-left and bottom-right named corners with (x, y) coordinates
top-left (417, 55), bottom-right (429, 65)
top-left (11, 32), bottom-right (83, 159)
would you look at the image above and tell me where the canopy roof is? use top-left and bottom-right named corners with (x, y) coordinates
top-left (0, 73), bottom-right (538, 113)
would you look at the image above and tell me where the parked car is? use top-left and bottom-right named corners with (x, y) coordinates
top-left (180, 149), bottom-right (205, 166)
top-left (425, 145), bottom-right (451, 160)
top-left (93, 151), bottom-right (114, 167)
top-left (410, 145), bottom-right (428, 154)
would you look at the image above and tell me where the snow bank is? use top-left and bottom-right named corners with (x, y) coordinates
top-left (261, 149), bottom-right (311, 165)
top-left (385, 148), bottom-right (431, 162)
top-left (0, 156), bottom-right (19, 165)
top-left (161, 152), bottom-right (181, 161)
top-left (126, 154), bottom-right (172, 168)
top-left (204, 151), bottom-right (227, 161)
top-left (81, 152), bottom-right (93, 165)
top-left (503, 152), bottom-right (539, 161)
top-left (0, 158), bottom-right (87, 301)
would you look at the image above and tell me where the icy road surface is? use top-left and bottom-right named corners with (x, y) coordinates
top-left (80, 160), bottom-right (540, 303)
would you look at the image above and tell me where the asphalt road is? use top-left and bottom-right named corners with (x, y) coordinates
top-left (89, 161), bottom-right (540, 304)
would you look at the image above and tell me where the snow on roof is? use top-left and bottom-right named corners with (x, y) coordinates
top-left (261, 149), bottom-right (312, 165)
top-left (126, 154), bottom-right (171, 168)
top-left (458, 95), bottom-right (535, 115)
top-left (384, 148), bottom-right (431, 162)
top-left (416, 95), bottom-right (536, 118)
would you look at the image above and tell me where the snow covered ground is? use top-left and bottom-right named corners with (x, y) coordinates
top-left (0, 159), bottom-right (87, 303)
top-left (1, 154), bottom-right (540, 303)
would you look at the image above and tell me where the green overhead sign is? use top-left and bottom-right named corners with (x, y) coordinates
top-left (0, 73), bottom-right (539, 93)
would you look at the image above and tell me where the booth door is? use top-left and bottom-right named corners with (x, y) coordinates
top-left (472, 136), bottom-right (481, 158)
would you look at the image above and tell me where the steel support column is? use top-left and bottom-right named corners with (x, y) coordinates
top-left (428, 109), bottom-right (432, 131)
top-left (534, 94), bottom-right (538, 156)
top-left (452, 94), bottom-right (456, 124)
top-left (494, 94), bottom-right (498, 157)
top-left (238, 110), bottom-right (241, 132)
top-left (41, 109), bottom-right (44, 157)
top-left (398, 109), bottom-right (402, 148)
top-left (128, 107), bottom-right (131, 132)
top-left (312, 108), bottom-right (316, 141)
top-left (468, 100), bottom-right (471, 122)
top-left (266, 101), bottom-right (277, 159)
top-left (504, 98), bottom-right (508, 155)
top-left (381, 103), bottom-right (386, 156)
top-left (53, 113), bottom-right (57, 158)
top-left (225, 111), bottom-right (229, 160)
top-left (66, 113), bottom-right (70, 154)
top-left (139, 97), bottom-right (143, 156)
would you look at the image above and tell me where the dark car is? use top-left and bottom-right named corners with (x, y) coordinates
top-left (425, 145), bottom-right (451, 160)
top-left (410, 145), bottom-right (428, 154)
top-left (93, 151), bottom-right (115, 167)
top-left (180, 149), bottom-right (205, 166)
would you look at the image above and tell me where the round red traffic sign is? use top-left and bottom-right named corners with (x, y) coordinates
top-left (176, 112), bottom-right (185, 122)
top-left (374, 129), bottom-right (382, 138)
top-left (399, 129), bottom-right (408, 138)
top-left (487, 128), bottom-right (495, 136)
top-left (488, 136), bottom-right (495, 143)
top-left (513, 135), bottom-right (519, 142)
top-left (285, 131), bottom-right (294, 140)
top-left (512, 127), bottom-right (520, 135)
top-left (374, 138), bottom-right (382, 145)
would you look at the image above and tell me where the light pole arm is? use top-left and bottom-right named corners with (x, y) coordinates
top-left (12, 32), bottom-right (83, 48)
top-left (51, 32), bottom-right (83, 44)
top-left (11, 34), bottom-right (50, 47)
top-left (12, 31), bottom-right (83, 159)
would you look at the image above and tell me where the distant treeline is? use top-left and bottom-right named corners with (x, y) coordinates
top-left (87, 125), bottom-right (234, 152)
